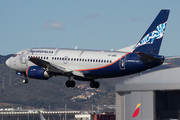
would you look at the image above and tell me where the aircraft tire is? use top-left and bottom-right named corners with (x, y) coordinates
top-left (94, 81), bottom-right (100, 88)
top-left (23, 79), bottom-right (28, 84)
top-left (66, 81), bottom-right (71, 88)
top-left (90, 81), bottom-right (100, 88)
top-left (66, 80), bottom-right (75, 88)
top-left (90, 82), bottom-right (95, 88)
top-left (70, 80), bottom-right (75, 87)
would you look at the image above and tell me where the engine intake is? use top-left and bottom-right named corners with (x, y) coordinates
top-left (26, 66), bottom-right (50, 80)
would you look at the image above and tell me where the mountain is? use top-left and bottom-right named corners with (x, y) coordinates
top-left (0, 54), bottom-right (12, 64)
top-left (0, 55), bottom-right (115, 110)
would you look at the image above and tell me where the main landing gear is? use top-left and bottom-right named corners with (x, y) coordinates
top-left (65, 78), bottom-right (100, 88)
top-left (66, 80), bottom-right (75, 88)
top-left (65, 76), bottom-right (76, 88)
top-left (90, 81), bottom-right (100, 88)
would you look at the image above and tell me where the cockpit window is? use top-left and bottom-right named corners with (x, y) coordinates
top-left (12, 54), bottom-right (17, 57)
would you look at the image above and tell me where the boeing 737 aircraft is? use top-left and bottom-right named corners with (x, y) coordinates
top-left (6, 10), bottom-right (170, 88)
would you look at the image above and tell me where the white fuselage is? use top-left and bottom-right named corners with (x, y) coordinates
top-left (7, 48), bottom-right (126, 73)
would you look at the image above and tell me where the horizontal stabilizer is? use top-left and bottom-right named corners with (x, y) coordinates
top-left (136, 52), bottom-right (164, 68)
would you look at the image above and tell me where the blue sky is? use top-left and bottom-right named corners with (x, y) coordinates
top-left (0, 1), bottom-right (179, 56)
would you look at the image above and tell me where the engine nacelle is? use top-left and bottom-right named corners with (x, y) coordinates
top-left (26, 66), bottom-right (50, 80)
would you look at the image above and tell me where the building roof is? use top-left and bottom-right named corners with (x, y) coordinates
top-left (115, 67), bottom-right (180, 92)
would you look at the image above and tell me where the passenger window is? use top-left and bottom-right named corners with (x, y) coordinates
top-left (52, 57), bottom-right (54, 60)
top-left (93, 59), bottom-right (95, 62)
top-left (99, 60), bottom-right (101, 62)
top-left (47, 57), bottom-right (48, 60)
top-left (85, 59), bottom-right (87, 62)
top-left (74, 58), bottom-right (76, 61)
top-left (65, 58), bottom-right (67, 60)
top-left (107, 60), bottom-right (109, 63)
top-left (110, 60), bottom-right (112, 63)
top-left (88, 59), bottom-right (90, 62)
top-left (90, 59), bottom-right (92, 62)
top-left (80, 59), bottom-right (81, 61)
top-left (77, 58), bottom-right (79, 61)
top-left (96, 59), bottom-right (98, 62)
top-left (101, 60), bottom-right (103, 63)
top-left (60, 57), bottom-right (61, 60)
top-left (55, 57), bottom-right (56, 60)
top-left (82, 59), bottom-right (84, 61)
top-left (71, 58), bottom-right (73, 61)
top-left (68, 58), bottom-right (70, 61)
top-left (62, 58), bottom-right (64, 60)
top-left (104, 60), bottom-right (106, 63)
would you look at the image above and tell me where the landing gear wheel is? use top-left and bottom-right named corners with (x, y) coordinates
top-left (94, 81), bottom-right (100, 88)
top-left (90, 81), bottom-right (100, 88)
top-left (90, 82), bottom-right (95, 88)
top-left (22, 78), bottom-right (28, 84)
top-left (66, 80), bottom-right (75, 88)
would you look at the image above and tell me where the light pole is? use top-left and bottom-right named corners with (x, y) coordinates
top-left (59, 114), bottom-right (61, 120)
top-left (65, 104), bottom-right (67, 120)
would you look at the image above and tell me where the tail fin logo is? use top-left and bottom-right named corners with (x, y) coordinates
top-left (132, 103), bottom-right (141, 118)
top-left (133, 22), bottom-right (167, 50)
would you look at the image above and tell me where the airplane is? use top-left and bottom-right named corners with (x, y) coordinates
top-left (5, 9), bottom-right (170, 88)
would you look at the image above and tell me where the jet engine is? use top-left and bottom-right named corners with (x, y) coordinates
top-left (26, 66), bottom-right (50, 80)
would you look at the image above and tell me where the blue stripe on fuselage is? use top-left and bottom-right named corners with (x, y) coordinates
top-left (82, 53), bottom-right (147, 78)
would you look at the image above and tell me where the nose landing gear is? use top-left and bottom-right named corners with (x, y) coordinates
top-left (22, 78), bottom-right (28, 84)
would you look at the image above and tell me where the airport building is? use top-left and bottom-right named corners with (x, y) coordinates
top-left (0, 110), bottom-right (80, 120)
top-left (115, 67), bottom-right (180, 120)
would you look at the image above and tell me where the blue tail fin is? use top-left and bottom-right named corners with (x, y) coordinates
top-left (132, 9), bottom-right (170, 55)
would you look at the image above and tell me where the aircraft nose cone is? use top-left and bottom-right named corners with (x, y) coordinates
top-left (5, 59), bottom-right (10, 67)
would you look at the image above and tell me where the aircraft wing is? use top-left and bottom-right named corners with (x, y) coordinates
top-left (162, 56), bottom-right (180, 65)
top-left (29, 58), bottom-right (84, 77)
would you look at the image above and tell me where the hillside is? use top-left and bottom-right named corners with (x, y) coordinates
top-left (0, 55), bottom-right (179, 110)
top-left (0, 55), bottom-right (116, 110)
